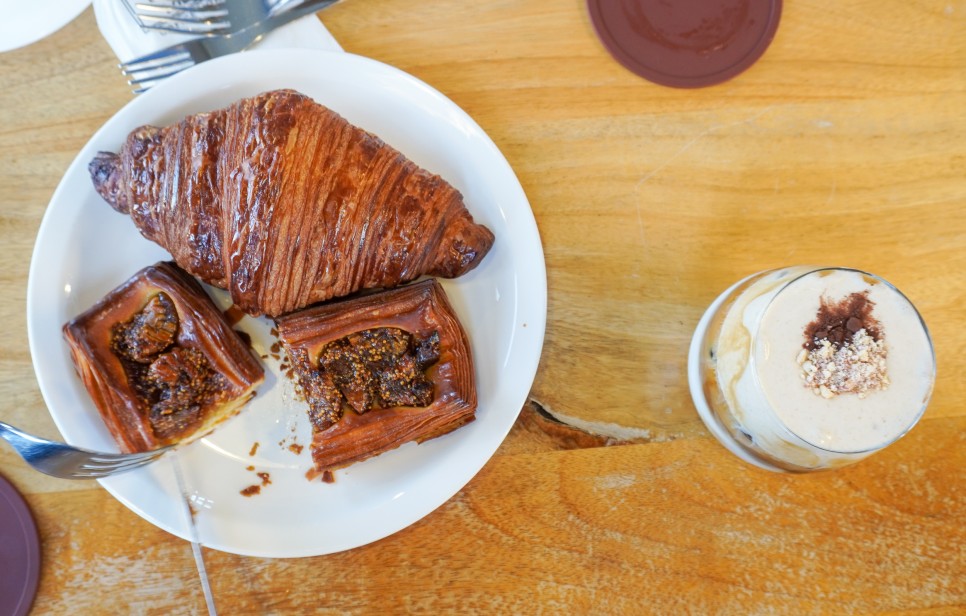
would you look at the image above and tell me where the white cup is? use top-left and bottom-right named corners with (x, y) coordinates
top-left (688, 266), bottom-right (935, 472)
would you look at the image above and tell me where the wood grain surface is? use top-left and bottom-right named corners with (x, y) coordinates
top-left (0, 1), bottom-right (963, 614)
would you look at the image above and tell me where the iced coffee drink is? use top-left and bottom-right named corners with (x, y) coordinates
top-left (688, 267), bottom-right (935, 471)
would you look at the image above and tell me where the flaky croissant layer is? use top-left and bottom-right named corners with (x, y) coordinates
top-left (90, 89), bottom-right (494, 317)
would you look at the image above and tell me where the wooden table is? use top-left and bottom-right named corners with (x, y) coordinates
top-left (1, 1), bottom-right (963, 613)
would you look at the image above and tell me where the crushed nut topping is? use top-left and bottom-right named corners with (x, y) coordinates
top-left (799, 291), bottom-right (889, 398)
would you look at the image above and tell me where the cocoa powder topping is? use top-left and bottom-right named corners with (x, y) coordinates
top-left (803, 291), bottom-right (881, 350)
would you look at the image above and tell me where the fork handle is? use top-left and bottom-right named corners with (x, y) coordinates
top-left (0, 421), bottom-right (47, 447)
top-left (204, 0), bottom-right (343, 58)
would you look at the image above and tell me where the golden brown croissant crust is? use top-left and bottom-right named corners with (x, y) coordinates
top-left (63, 262), bottom-right (264, 453)
top-left (276, 279), bottom-right (477, 476)
top-left (89, 89), bottom-right (495, 317)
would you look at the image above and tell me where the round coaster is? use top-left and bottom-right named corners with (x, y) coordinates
top-left (587, 0), bottom-right (783, 88)
top-left (0, 475), bottom-right (41, 616)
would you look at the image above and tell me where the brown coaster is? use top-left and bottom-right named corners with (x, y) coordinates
top-left (587, 0), bottom-right (782, 88)
top-left (0, 474), bottom-right (40, 616)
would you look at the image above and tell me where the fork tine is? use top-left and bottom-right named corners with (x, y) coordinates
top-left (120, 47), bottom-right (193, 72)
top-left (128, 71), bottom-right (193, 94)
top-left (85, 451), bottom-right (167, 466)
top-left (137, 12), bottom-right (230, 25)
top-left (70, 469), bottom-right (144, 479)
top-left (88, 461), bottom-right (159, 474)
top-left (77, 460), bottom-right (156, 474)
top-left (136, 7), bottom-right (228, 20)
top-left (121, 51), bottom-right (195, 89)
top-left (78, 452), bottom-right (169, 473)
top-left (136, 19), bottom-right (232, 35)
top-left (126, 62), bottom-right (195, 86)
top-left (135, 0), bottom-right (226, 12)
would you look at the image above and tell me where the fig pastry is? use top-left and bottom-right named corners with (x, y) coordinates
top-left (275, 279), bottom-right (477, 476)
top-left (63, 262), bottom-right (264, 453)
top-left (89, 89), bottom-right (495, 317)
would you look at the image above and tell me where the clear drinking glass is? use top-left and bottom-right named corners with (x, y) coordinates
top-left (688, 266), bottom-right (936, 472)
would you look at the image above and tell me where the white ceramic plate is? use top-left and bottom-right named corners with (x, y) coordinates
top-left (0, 0), bottom-right (91, 53)
top-left (27, 49), bottom-right (546, 557)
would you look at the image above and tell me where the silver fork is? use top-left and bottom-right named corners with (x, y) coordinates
top-left (0, 420), bottom-right (170, 479)
top-left (0, 421), bottom-right (213, 609)
top-left (127, 0), bottom-right (303, 36)
top-left (120, 0), bottom-right (340, 93)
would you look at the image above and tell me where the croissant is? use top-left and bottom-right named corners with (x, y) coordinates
top-left (89, 89), bottom-right (494, 317)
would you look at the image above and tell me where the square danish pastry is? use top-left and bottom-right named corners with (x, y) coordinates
top-left (275, 279), bottom-right (477, 477)
top-left (63, 262), bottom-right (264, 453)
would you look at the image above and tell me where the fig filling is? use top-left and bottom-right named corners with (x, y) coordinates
top-left (797, 291), bottom-right (889, 399)
top-left (111, 293), bottom-right (228, 440)
top-left (302, 327), bottom-right (441, 431)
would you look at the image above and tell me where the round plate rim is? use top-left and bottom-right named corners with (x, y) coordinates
top-left (25, 49), bottom-right (547, 557)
